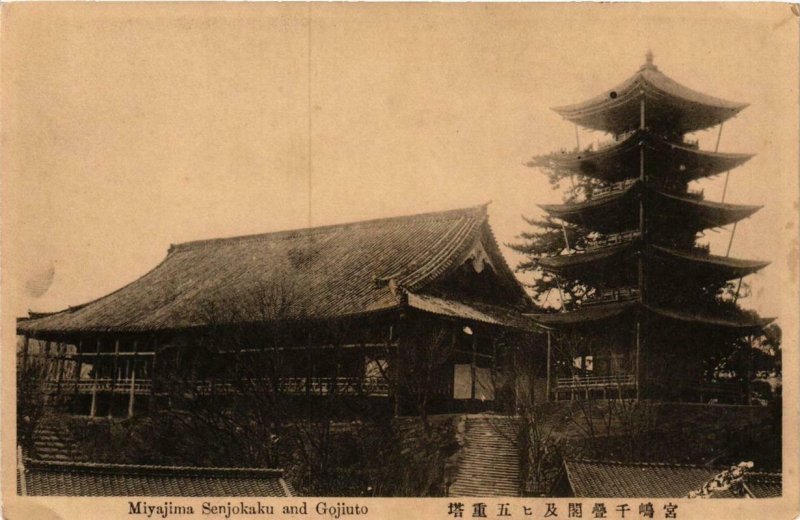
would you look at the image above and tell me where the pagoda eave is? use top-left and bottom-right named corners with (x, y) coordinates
top-left (652, 191), bottom-right (762, 229)
top-left (527, 301), bottom-right (635, 328)
top-left (651, 245), bottom-right (770, 280)
top-left (530, 301), bottom-right (773, 333)
top-left (645, 304), bottom-right (776, 332)
top-left (539, 187), bottom-right (760, 233)
top-left (552, 66), bottom-right (748, 135)
top-left (538, 244), bottom-right (768, 283)
top-left (527, 130), bottom-right (753, 182)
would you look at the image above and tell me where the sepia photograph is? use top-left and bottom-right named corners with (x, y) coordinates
top-left (2, 3), bottom-right (798, 519)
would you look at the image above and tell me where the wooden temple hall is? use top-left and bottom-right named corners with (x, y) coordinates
top-left (527, 52), bottom-right (773, 403)
top-left (17, 205), bottom-right (539, 418)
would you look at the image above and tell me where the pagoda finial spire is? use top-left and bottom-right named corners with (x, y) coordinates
top-left (643, 50), bottom-right (656, 70)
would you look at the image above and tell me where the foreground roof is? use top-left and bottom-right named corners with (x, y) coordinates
top-left (552, 55), bottom-right (748, 135)
top-left (18, 205), bottom-right (530, 335)
top-left (559, 459), bottom-right (780, 498)
top-left (407, 293), bottom-right (536, 332)
top-left (19, 459), bottom-right (293, 497)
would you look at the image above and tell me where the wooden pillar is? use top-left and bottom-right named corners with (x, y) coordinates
top-left (721, 171), bottom-right (731, 203)
top-left (74, 340), bottom-right (83, 395)
top-left (307, 331), bottom-right (313, 400)
top-left (555, 275), bottom-right (567, 312)
top-left (491, 336), bottom-right (497, 381)
top-left (17, 446), bottom-right (27, 497)
top-left (733, 277), bottom-right (744, 305)
top-left (393, 312), bottom-right (405, 417)
top-left (638, 145), bottom-right (646, 295)
top-left (640, 98), bottom-right (646, 130)
top-left (90, 339), bottom-right (100, 417)
top-left (149, 338), bottom-right (158, 414)
top-left (745, 334), bottom-right (753, 405)
top-left (108, 339), bottom-right (120, 418)
top-left (546, 330), bottom-right (552, 402)
top-left (491, 337), bottom-right (498, 408)
top-left (635, 319), bottom-right (642, 401)
top-left (726, 222), bottom-right (738, 257)
top-left (54, 343), bottom-right (65, 399)
top-left (717, 121), bottom-right (729, 202)
top-left (470, 331), bottom-right (478, 401)
top-left (636, 99), bottom-right (647, 402)
top-left (43, 341), bottom-right (52, 380)
top-left (449, 329), bottom-right (457, 400)
top-left (42, 341), bottom-right (52, 404)
top-left (21, 335), bottom-right (30, 372)
top-left (714, 121), bottom-right (724, 152)
top-left (57, 343), bottom-right (66, 382)
top-left (128, 340), bottom-right (138, 418)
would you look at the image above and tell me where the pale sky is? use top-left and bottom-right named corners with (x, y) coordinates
top-left (3, 3), bottom-right (798, 329)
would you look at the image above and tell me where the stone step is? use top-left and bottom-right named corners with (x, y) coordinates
top-left (449, 416), bottom-right (521, 497)
top-left (459, 462), bottom-right (518, 469)
top-left (458, 467), bottom-right (520, 476)
top-left (31, 419), bottom-right (86, 462)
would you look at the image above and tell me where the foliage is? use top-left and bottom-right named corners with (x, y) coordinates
top-left (688, 461), bottom-right (753, 498)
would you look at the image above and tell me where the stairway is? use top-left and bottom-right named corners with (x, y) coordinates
top-left (31, 418), bottom-right (87, 462)
top-left (448, 415), bottom-right (521, 497)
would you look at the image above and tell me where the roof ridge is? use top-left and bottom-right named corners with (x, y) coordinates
top-left (171, 204), bottom-right (489, 254)
top-left (565, 458), bottom-right (726, 470)
top-left (24, 457), bottom-right (285, 476)
top-left (746, 472), bottom-right (783, 479)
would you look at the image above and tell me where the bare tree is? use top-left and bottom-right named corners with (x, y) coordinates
top-left (17, 339), bottom-right (49, 455)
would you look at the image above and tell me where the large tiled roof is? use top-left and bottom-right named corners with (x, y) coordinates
top-left (561, 459), bottom-right (781, 498)
top-left (19, 459), bottom-right (293, 497)
top-left (742, 473), bottom-right (782, 498)
top-left (19, 205), bottom-right (528, 335)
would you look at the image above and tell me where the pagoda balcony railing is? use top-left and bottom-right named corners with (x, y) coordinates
top-left (591, 178), bottom-right (638, 199)
top-left (690, 380), bottom-right (745, 404)
top-left (597, 129), bottom-right (638, 151)
top-left (42, 376), bottom-right (391, 397)
top-left (193, 376), bottom-right (390, 397)
top-left (585, 230), bottom-right (641, 251)
top-left (553, 374), bottom-right (636, 400)
top-left (555, 374), bottom-right (636, 390)
top-left (685, 188), bottom-right (704, 200)
top-left (594, 132), bottom-right (698, 152)
top-left (582, 287), bottom-right (640, 307)
top-left (43, 378), bottom-right (152, 395)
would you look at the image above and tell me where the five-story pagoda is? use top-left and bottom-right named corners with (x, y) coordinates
top-left (525, 52), bottom-right (774, 403)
